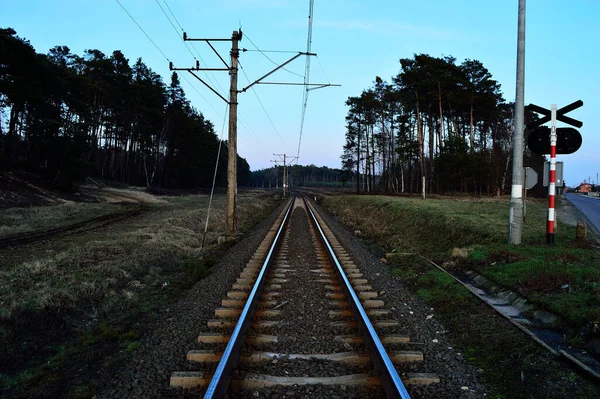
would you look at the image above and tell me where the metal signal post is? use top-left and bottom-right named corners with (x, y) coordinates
top-left (527, 100), bottom-right (583, 245)
top-left (547, 105), bottom-right (557, 245)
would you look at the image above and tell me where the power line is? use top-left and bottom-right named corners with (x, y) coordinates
top-left (162, 0), bottom-right (184, 31)
top-left (116, 0), bottom-right (266, 159)
top-left (238, 60), bottom-right (293, 152)
top-left (160, 0), bottom-right (227, 98)
top-left (115, 0), bottom-right (171, 62)
top-left (297, 0), bottom-right (315, 160)
top-left (155, 0), bottom-right (200, 63)
top-left (244, 32), bottom-right (305, 79)
top-left (180, 74), bottom-right (269, 156)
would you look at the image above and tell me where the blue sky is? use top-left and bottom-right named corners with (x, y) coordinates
top-left (2, 0), bottom-right (598, 187)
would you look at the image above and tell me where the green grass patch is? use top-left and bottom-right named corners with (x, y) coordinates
top-left (387, 255), bottom-right (599, 398)
top-left (322, 194), bottom-right (600, 398)
top-left (322, 195), bottom-right (549, 255)
top-left (465, 244), bottom-right (600, 328)
top-left (322, 194), bottom-right (600, 330)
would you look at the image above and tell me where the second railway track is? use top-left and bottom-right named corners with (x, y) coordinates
top-left (0, 205), bottom-right (144, 249)
top-left (170, 197), bottom-right (440, 398)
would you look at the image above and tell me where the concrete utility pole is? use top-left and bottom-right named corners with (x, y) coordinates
top-left (227, 31), bottom-right (241, 234)
top-left (170, 30), bottom-right (242, 236)
top-left (509, 0), bottom-right (526, 244)
top-left (171, 30), bottom-right (335, 234)
top-left (272, 153), bottom-right (298, 198)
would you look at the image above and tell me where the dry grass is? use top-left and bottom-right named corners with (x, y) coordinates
top-left (0, 190), bottom-right (278, 321)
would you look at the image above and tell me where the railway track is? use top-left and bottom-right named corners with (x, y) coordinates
top-left (0, 206), bottom-right (144, 249)
top-left (170, 197), bottom-right (439, 398)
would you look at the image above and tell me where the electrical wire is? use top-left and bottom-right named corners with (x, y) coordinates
top-left (296, 0), bottom-right (315, 160)
top-left (155, 0), bottom-right (201, 64)
top-left (162, 0), bottom-right (184, 31)
top-left (316, 55), bottom-right (330, 84)
top-left (117, 0), bottom-right (273, 183)
top-left (115, 0), bottom-right (171, 62)
top-left (158, 1), bottom-right (281, 156)
top-left (202, 100), bottom-right (228, 250)
top-left (238, 60), bottom-right (293, 152)
top-left (161, 0), bottom-right (227, 98)
top-left (116, 0), bottom-right (267, 169)
top-left (244, 32), bottom-right (305, 79)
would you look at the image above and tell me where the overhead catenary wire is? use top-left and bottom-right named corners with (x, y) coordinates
top-left (238, 60), bottom-right (293, 153)
top-left (297, 0), bottom-right (315, 160)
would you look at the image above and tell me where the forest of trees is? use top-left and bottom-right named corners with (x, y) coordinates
top-left (342, 54), bottom-right (545, 195)
top-left (251, 164), bottom-right (349, 188)
top-left (0, 27), bottom-right (250, 191)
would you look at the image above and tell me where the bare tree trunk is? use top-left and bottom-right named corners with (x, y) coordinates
top-left (371, 124), bottom-right (376, 192)
top-left (356, 120), bottom-right (361, 194)
top-left (469, 98), bottom-right (475, 151)
top-left (428, 113), bottom-right (434, 174)
top-left (415, 91), bottom-right (425, 185)
top-left (438, 81), bottom-right (444, 153)
top-left (365, 123), bottom-right (370, 193)
top-left (381, 113), bottom-right (387, 192)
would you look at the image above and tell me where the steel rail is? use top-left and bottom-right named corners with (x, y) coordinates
top-left (203, 198), bottom-right (295, 398)
top-left (0, 207), bottom-right (143, 249)
top-left (304, 198), bottom-right (411, 399)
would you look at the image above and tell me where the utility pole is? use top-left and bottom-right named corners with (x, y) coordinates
top-left (227, 31), bottom-right (241, 234)
top-left (272, 153), bottom-right (297, 198)
top-left (170, 30), bottom-right (242, 235)
top-left (509, 0), bottom-right (526, 244)
top-left (170, 30), bottom-right (337, 234)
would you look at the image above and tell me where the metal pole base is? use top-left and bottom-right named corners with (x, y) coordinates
top-left (546, 233), bottom-right (555, 246)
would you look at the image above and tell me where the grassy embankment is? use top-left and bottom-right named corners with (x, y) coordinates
top-left (322, 194), bottom-right (600, 399)
top-left (0, 190), bottom-right (280, 398)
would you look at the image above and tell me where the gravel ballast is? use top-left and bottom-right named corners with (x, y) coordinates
top-left (310, 199), bottom-right (488, 398)
top-left (98, 197), bottom-right (488, 398)
top-left (97, 201), bottom-right (289, 398)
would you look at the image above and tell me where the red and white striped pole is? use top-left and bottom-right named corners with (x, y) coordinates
top-left (547, 104), bottom-right (557, 245)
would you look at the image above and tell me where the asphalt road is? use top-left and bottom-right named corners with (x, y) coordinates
top-left (564, 193), bottom-right (600, 234)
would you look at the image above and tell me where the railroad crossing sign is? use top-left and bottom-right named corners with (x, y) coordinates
top-left (527, 100), bottom-right (584, 245)
top-left (527, 100), bottom-right (583, 155)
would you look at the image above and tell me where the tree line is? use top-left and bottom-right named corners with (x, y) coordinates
top-left (342, 54), bottom-right (544, 195)
top-left (0, 27), bottom-right (250, 191)
top-left (251, 164), bottom-right (348, 188)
